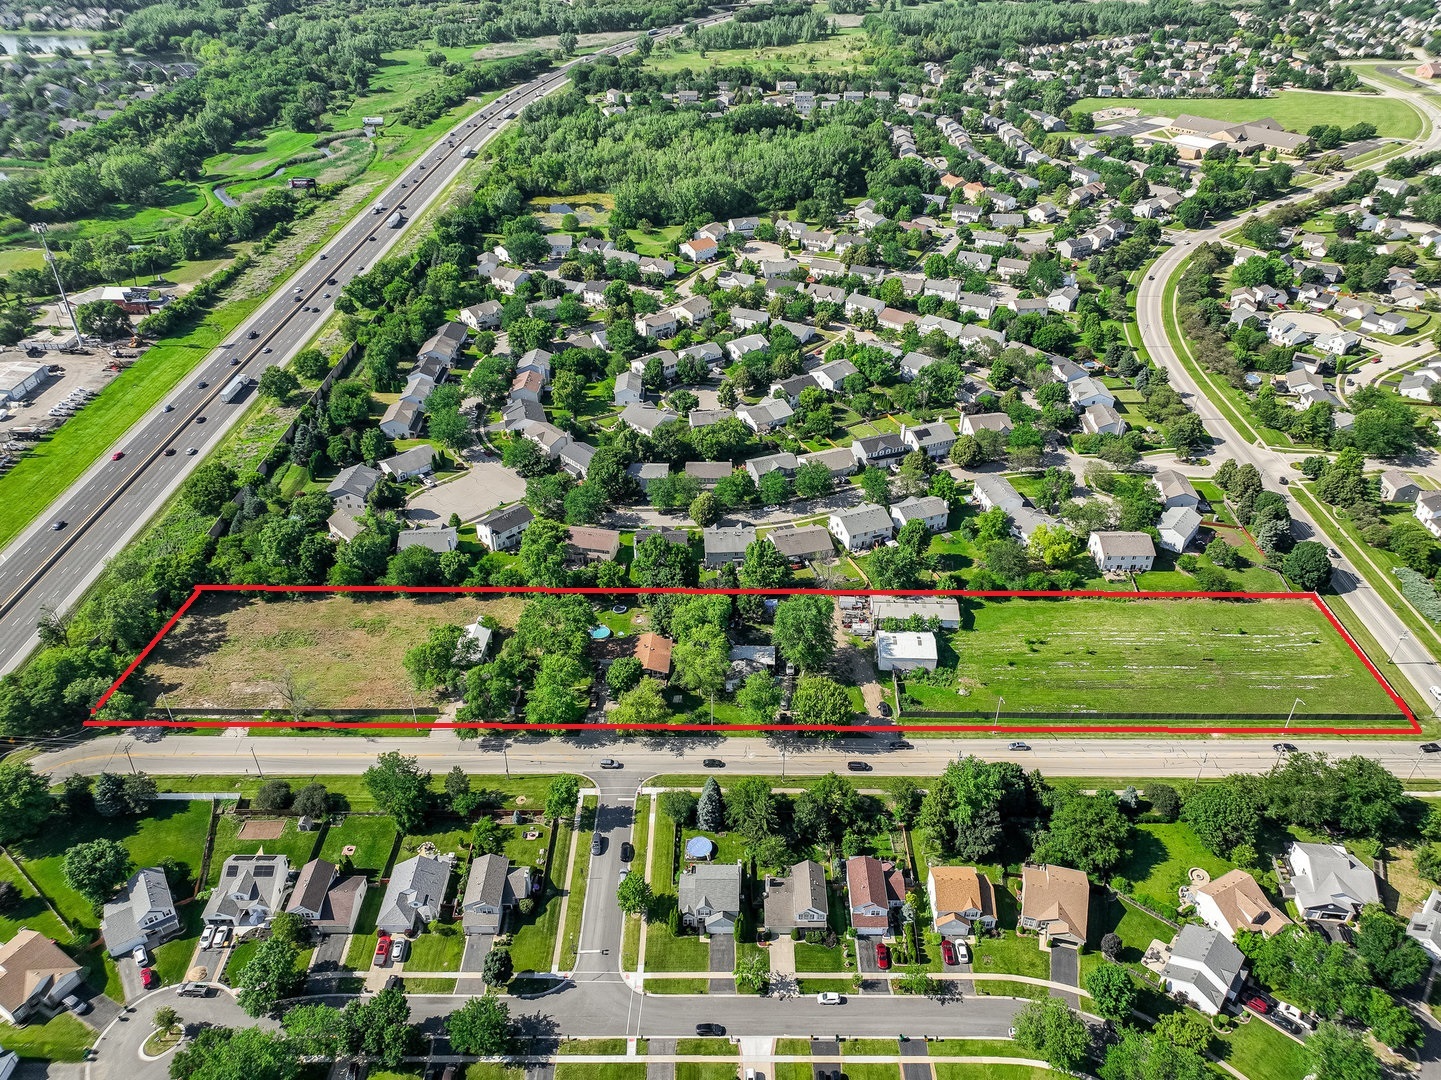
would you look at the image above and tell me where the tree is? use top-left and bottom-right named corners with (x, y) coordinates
top-left (1100, 933), bottom-right (1122, 962)
top-left (1100, 1027), bottom-right (1208, 1080)
top-left (62, 838), bottom-right (131, 907)
top-left (236, 937), bottom-right (302, 1017)
top-left (1306, 1022), bottom-right (1380, 1080)
top-left (258, 367), bottom-right (300, 402)
top-left (771, 595), bottom-right (835, 671)
top-left (659, 790), bottom-right (698, 826)
top-left (735, 953), bottom-right (768, 993)
top-left (607, 656), bottom-right (643, 695)
top-left (617, 872), bottom-right (653, 916)
top-left (1282, 541), bottom-right (1332, 591)
top-left (171, 1027), bottom-right (299, 1080)
top-left (790, 676), bottom-right (853, 727)
top-left (1354, 905), bottom-right (1430, 990)
top-left (0, 761), bottom-right (53, 843)
top-left (1152, 1010), bottom-right (1212, 1054)
top-left (76, 299), bottom-right (130, 339)
top-left (282, 1004), bottom-right (352, 1058)
top-left (697, 777), bottom-right (725, 832)
top-left (254, 780), bottom-right (293, 813)
top-left (1012, 997), bottom-right (1090, 1073)
top-left (1084, 964), bottom-right (1136, 1020)
top-left (1032, 792), bottom-right (1131, 876)
top-left (363, 753), bottom-right (431, 833)
top-left (482, 947), bottom-right (514, 989)
top-left (1145, 784), bottom-right (1179, 822)
top-left (735, 670), bottom-right (782, 723)
top-left (545, 775), bottom-right (581, 822)
top-left (181, 461), bottom-right (239, 514)
top-left (270, 911), bottom-right (306, 946)
top-left (446, 996), bottom-right (515, 1056)
top-left (1181, 777), bottom-right (1260, 858)
top-left (726, 776), bottom-right (779, 842)
top-left (612, 677), bottom-right (670, 726)
top-left (344, 985), bottom-right (415, 1066)
top-left (293, 783), bottom-right (330, 818)
top-left (859, 466), bottom-right (891, 506)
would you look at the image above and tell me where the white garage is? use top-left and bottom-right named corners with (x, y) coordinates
top-left (0, 361), bottom-right (47, 404)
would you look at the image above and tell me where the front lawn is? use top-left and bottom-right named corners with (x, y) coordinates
top-left (794, 942), bottom-right (844, 972)
top-left (970, 930), bottom-right (1050, 982)
top-left (1216, 1017), bottom-right (1310, 1080)
top-left (0, 1013), bottom-right (94, 1062)
top-left (406, 927), bottom-right (465, 971)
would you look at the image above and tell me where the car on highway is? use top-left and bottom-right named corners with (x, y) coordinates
top-left (599, 758), bottom-right (621, 769)
top-left (1328, 548), bottom-right (1341, 559)
top-left (50, 519), bottom-right (66, 530)
top-left (196, 416), bottom-right (207, 423)
top-left (163, 448), bottom-right (176, 457)
top-left (1423, 743), bottom-right (1441, 754)
top-left (328, 277), bottom-right (338, 285)
top-left (200, 926), bottom-right (215, 949)
top-left (875, 942), bottom-right (891, 969)
top-left (1273, 742), bottom-right (1297, 754)
top-left (816, 992), bottom-right (843, 1005)
top-left (186, 448), bottom-right (197, 455)
top-left (702, 758), bottom-right (725, 768)
top-left (248, 330), bottom-right (259, 339)
top-left (140, 967), bottom-right (157, 990)
top-left (163, 404), bottom-right (174, 412)
top-left (1008, 741), bottom-right (1030, 751)
top-left (197, 380), bottom-right (208, 388)
top-left (1430, 686), bottom-right (1441, 703)
top-left (695, 1024), bottom-right (725, 1037)
top-left (230, 357), bottom-right (240, 365)
top-left (111, 451), bottom-right (124, 461)
top-left (846, 761), bottom-right (871, 772)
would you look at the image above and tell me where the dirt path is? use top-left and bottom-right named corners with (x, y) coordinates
top-left (831, 605), bottom-right (885, 718)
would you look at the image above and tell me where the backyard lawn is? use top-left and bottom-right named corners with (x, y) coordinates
top-left (1114, 823), bottom-right (1237, 912)
top-left (319, 816), bottom-right (399, 877)
top-left (206, 815), bottom-right (321, 887)
top-left (903, 597), bottom-right (1398, 723)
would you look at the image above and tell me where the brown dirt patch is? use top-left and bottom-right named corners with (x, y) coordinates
top-left (237, 819), bottom-right (286, 840)
top-left (139, 591), bottom-right (526, 712)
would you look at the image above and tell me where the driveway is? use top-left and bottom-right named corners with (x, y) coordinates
top-left (456, 933), bottom-right (493, 995)
top-left (647, 1039), bottom-right (675, 1080)
top-left (1048, 945), bottom-right (1079, 1007)
top-left (900, 1038), bottom-right (934, 1080)
top-left (811, 1038), bottom-right (841, 1080)
top-left (116, 956), bottom-right (143, 1003)
top-left (709, 934), bottom-right (735, 993)
top-left (854, 937), bottom-right (889, 993)
top-left (404, 458), bottom-right (525, 525)
top-left (307, 932), bottom-right (349, 989)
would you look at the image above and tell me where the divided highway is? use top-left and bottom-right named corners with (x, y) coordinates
top-left (0, 17), bottom-right (725, 678)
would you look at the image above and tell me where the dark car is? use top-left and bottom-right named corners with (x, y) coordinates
top-left (328, 277), bottom-right (338, 285)
top-left (695, 1024), bottom-right (725, 1037)
top-left (163, 448), bottom-right (176, 457)
top-left (1423, 743), bottom-right (1441, 754)
top-left (702, 758), bottom-right (725, 768)
top-left (846, 761), bottom-right (872, 772)
top-left (196, 415), bottom-right (207, 423)
top-left (621, 842), bottom-right (634, 863)
top-left (50, 520), bottom-right (65, 530)
top-left (248, 330), bottom-right (259, 340)
top-left (876, 701), bottom-right (892, 717)
top-left (1273, 742), bottom-right (1297, 753)
top-left (892, 740), bottom-right (913, 750)
top-left (229, 357), bottom-right (240, 365)
top-left (197, 380), bottom-right (208, 389)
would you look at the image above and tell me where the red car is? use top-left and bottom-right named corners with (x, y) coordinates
top-left (1245, 995), bottom-right (1269, 1014)
top-left (375, 934), bottom-right (392, 965)
top-left (940, 939), bottom-right (958, 966)
top-left (110, 451), bottom-right (124, 461)
top-left (875, 942), bottom-right (891, 970)
top-left (140, 967), bottom-right (157, 990)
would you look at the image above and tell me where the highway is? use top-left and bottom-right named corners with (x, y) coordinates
top-left (0, 16), bottom-right (727, 679)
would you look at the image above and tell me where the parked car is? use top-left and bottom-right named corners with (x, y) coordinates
top-left (875, 702), bottom-right (892, 717)
top-left (212, 925), bottom-right (231, 948)
top-left (1245, 995), bottom-right (1269, 1014)
top-left (695, 1024), bottom-right (725, 1037)
top-left (131, 945), bottom-right (149, 966)
top-left (940, 939), bottom-right (957, 966)
top-left (390, 938), bottom-right (407, 962)
top-left (199, 925), bottom-right (215, 949)
top-left (816, 992), bottom-right (842, 1005)
top-left (621, 842), bottom-right (634, 863)
top-left (375, 935), bottom-right (392, 965)
top-left (875, 942), bottom-right (891, 969)
top-left (591, 834), bottom-right (603, 856)
top-left (140, 968), bottom-right (157, 990)
top-left (62, 994), bottom-right (90, 1015)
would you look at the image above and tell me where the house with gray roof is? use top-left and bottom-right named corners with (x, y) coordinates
top-left (1161, 924), bottom-right (1247, 1015)
top-left (890, 495), bottom-right (949, 532)
top-left (763, 860), bottom-right (829, 934)
top-left (1281, 842), bottom-right (1378, 922)
top-left (475, 503), bottom-right (532, 552)
top-left (326, 464), bottom-right (381, 513)
top-left (102, 868), bottom-right (179, 957)
top-left (767, 525), bottom-right (834, 563)
top-left (461, 854), bottom-right (532, 935)
top-left (201, 854), bottom-right (291, 929)
top-left (829, 504), bottom-right (895, 551)
top-left (800, 447), bottom-right (858, 477)
top-left (1406, 889), bottom-right (1441, 961)
top-left (378, 854), bottom-right (453, 935)
top-left (397, 527), bottom-right (458, 553)
top-left (619, 404), bottom-right (678, 436)
top-left (286, 858), bottom-right (367, 936)
top-left (704, 525), bottom-right (756, 568)
top-left (678, 862), bottom-right (743, 935)
top-left (380, 445), bottom-right (437, 481)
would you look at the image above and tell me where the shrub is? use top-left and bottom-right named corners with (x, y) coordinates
top-left (1395, 567), bottom-right (1441, 622)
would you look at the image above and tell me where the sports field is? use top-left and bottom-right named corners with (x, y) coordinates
top-left (904, 597), bottom-right (1401, 723)
top-left (1070, 90), bottom-right (1422, 140)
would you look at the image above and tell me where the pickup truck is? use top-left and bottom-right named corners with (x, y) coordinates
top-left (375, 934), bottom-right (392, 965)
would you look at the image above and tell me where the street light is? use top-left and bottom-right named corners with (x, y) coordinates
top-left (993, 696), bottom-right (1004, 732)
top-left (29, 223), bottom-right (82, 343)
top-left (1389, 630), bottom-right (1412, 664)
top-left (1285, 697), bottom-right (1304, 730)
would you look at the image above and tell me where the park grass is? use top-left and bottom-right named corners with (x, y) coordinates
top-left (1068, 90), bottom-right (1421, 139)
top-left (0, 1013), bottom-right (94, 1062)
top-left (16, 799), bottom-right (213, 932)
top-left (319, 816), bottom-right (399, 877)
top-left (206, 815), bottom-right (320, 887)
top-left (645, 27), bottom-right (871, 76)
top-left (903, 596), bottom-right (1398, 722)
top-left (0, 294), bottom-right (262, 549)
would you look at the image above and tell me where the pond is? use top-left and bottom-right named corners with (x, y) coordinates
top-left (0, 34), bottom-right (96, 55)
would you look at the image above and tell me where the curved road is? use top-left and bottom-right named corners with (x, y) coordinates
top-left (0, 15), bottom-right (729, 678)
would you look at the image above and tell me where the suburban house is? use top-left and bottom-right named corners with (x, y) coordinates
top-left (875, 631), bottom-right (938, 672)
top-left (379, 445), bottom-right (436, 482)
top-left (1190, 868), bottom-right (1291, 941)
top-left (686, 461), bottom-right (733, 489)
top-left (829, 504), bottom-right (895, 551)
top-left (1019, 863), bottom-right (1090, 948)
top-left (101, 867), bottom-right (180, 957)
top-left (614, 371), bottom-right (645, 405)
top-left (635, 632), bottom-right (674, 678)
top-left (1068, 377), bottom-right (1115, 409)
top-left (1157, 506), bottom-right (1202, 553)
top-left (379, 399), bottom-right (423, 440)
top-left (1381, 470), bottom-right (1420, 503)
top-left (900, 422), bottom-right (956, 460)
top-left (768, 524), bottom-right (835, 564)
top-left (927, 866), bottom-right (996, 939)
top-left (377, 854), bottom-right (453, 936)
top-left (326, 464), bottom-right (381, 514)
top-left (285, 858), bottom-right (367, 936)
top-left (460, 301), bottom-right (501, 330)
top-left (201, 854), bottom-right (291, 928)
top-left (958, 412), bottom-right (1012, 438)
top-left (1416, 491), bottom-right (1441, 538)
top-left (890, 495), bottom-right (949, 532)
top-left (851, 433), bottom-right (908, 469)
top-left (678, 862), bottom-right (743, 934)
top-left (703, 525), bottom-right (756, 568)
top-left (735, 399), bottom-right (794, 432)
top-left (418, 321), bottom-right (468, 367)
top-left (461, 854), bottom-right (532, 935)
top-left (1406, 889), bottom-right (1441, 961)
top-left (565, 527), bottom-right (622, 565)
top-left (679, 236), bottom-right (720, 262)
top-left (619, 404), bottom-right (679, 437)
top-left (475, 503), bottom-right (533, 552)
top-left (845, 855), bottom-right (905, 936)
top-left (0, 931), bottom-right (83, 1026)
top-left (1080, 404), bottom-right (1126, 436)
top-left (1161, 925), bottom-right (1248, 1015)
top-left (1153, 470), bottom-right (1201, 509)
top-left (1281, 842), bottom-right (1379, 922)
top-left (1088, 531), bottom-right (1156, 573)
top-left (762, 860), bottom-right (829, 934)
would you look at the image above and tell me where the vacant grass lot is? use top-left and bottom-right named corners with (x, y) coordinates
top-left (646, 27), bottom-right (872, 76)
top-left (1069, 90), bottom-right (1421, 139)
top-left (140, 592), bottom-right (524, 711)
top-left (902, 597), bottom-right (1397, 722)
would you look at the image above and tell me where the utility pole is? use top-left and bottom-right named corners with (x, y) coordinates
top-left (250, 746), bottom-right (263, 777)
top-left (1286, 697), bottom-right (1304, 730)
top-left (30, 223), bottom-right (82, 343)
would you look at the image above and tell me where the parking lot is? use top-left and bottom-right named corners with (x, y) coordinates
top-left (0, 346), bottom-right (132, 457)
top-left (404, 452), bottom-right (527, 525)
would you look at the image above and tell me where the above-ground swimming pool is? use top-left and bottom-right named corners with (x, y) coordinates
top-left (590, 626), bottom-right (612, 640)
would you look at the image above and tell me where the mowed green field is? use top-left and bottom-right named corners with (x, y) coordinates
top-left (908, 598), bottom-right (1399, 721)
top-left (1070, 90), bottom-right (1422, 140)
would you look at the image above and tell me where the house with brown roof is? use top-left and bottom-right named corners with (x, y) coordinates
top-left (636, 633), bottom-right (674, 678)
top-left (763, 860), bottom-right (829, 934)
top-left (927, 866), bottom-right (996, 939)
top-left (1019, 863), bottom-right (1090, 948)
top-left (285, 858), bottom-right (368, 936)
top-left (845, 855), bottom-right (905, 937)
top-left (1190, 868), bottom-right (1291, 941)
top-left (564, 527), bottom-right (621, 566)
top-left (0, 930), bottom-right (83, 1025)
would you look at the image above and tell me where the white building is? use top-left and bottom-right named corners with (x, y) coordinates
top-left (828, 504), bottom-right (895, 551)
top-left (1088, 531), bottom-right (1156, 573)
top-left (875, 631), bottom-right (938, 672)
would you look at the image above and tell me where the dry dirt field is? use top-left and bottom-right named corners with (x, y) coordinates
top-left (139, 592), bottom-right (524, 711)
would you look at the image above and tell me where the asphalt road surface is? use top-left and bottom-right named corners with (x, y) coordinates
top-left (0, 14), bottom-right (736, 679)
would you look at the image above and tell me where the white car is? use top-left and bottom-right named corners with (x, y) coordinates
top-left (212, 925), bottom-right (231, 949)
top-left (131, 945), bottom-right (149, 966)
top-left (816, 992), bottom-right (843, 1005)
top-left (199, 926), bottom-right (215, 949)
top-left (1430, 685), bottom-right (1441, 703)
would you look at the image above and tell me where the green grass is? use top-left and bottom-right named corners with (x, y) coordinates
top-left (400, 976), bottom-right (456, 992)
top-left (675, 1066), bottom-right (738, 1080)
top-left (555, 1066), bottom-right (645, 1080)
top-left (794, 942), bottom-right (844, 972)
top-left (1114, 823), bottom-right (1236, 909)
top-left (1215, 1016), bottom-right (1310, 1080)
top-left (934, 1067), bottom-right (1057, 1080)
top-left (464, 1065), bottom-right (524, 1080)
top-left (1068, 91), bottom-right (1421, 139)
top-left (911, 596), bottom-right (1398, 722)
top-left (622, 797), bottom-right (650, 971)
top-left (319, 816), bottom-right (399, 877)
top-left (206, 815), bottom-right (321, 887)
top-left (832, 1066), bottom-right (899, 1080)
top-left (508, 821), bottom-right (573, 974)
top-left (559, 796), bottom-right (596, 970)
top-left (0, 1013), bottom-right (94, 1062)
top-left (645, 28), bottom-right (871, 76)
top-left (406, 927), bottom-right (465, 971)
top-left (643, 925), bottom-right (710, 972)
top-left (674, 1038), bottom-right (738, 1056)
top-left (557, 1039), bottom-right (630, 1055)
top-left (928, 1040), bottom-right (1030, 1057)
top-left (842, 1040), bottom-right (901, 1056)
top-left (0, 855), bottom-right (72, 944)
top-left (970, 931), bottom-right (1051, 982)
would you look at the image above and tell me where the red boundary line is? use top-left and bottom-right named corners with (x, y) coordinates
top-left (88, 584), bottom-right (1421, 736)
